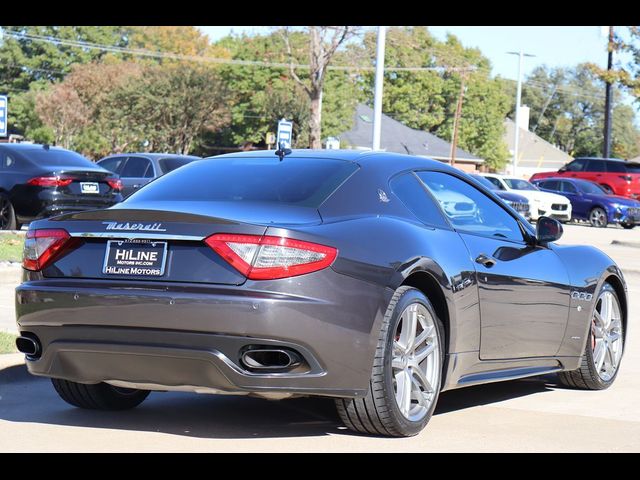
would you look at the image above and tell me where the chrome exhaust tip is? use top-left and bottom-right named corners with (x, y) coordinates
top-left (16, 335), bottom-right (41, 359)
top-left (240, 347), bottom-right (302, 372)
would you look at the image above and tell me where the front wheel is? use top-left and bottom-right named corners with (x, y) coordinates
top-left (0, 194), bottom-right (17, 230)
top-left (589, 207), bottom-right (608, 228)
top-left (51, 378), bottom-right (150, 410)
top-left (335, 286), bottom-right (444, 437)
top-left (557, 283), bottom-right (624, 390)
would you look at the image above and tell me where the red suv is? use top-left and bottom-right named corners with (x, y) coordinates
top-left (530, 157), bottom-right (640, 199)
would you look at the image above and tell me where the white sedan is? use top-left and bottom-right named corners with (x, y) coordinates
top-left (480, 173), bottom-right (572, 222)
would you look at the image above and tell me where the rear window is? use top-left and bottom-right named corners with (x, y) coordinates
top-left (129, 156), bottom-right (359, 208)
top-left (18, 148), bottom-right (95, 167)
top-left (158, 157), bottom-right (197, 174)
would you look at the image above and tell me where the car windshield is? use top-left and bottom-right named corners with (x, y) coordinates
top-left (504, 178), bottom-right (538, 191)
top-left (470, 174), bottom-right (498, 190)
top-left (577, 181), bottom-right (607, 195)
top-left (17, 148), bottom-right (96, 167)
top-left (129, 156), bottom-right (359, 208)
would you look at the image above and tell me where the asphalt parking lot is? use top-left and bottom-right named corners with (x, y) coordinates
top-left (1, 222), bottom-right (639, 452)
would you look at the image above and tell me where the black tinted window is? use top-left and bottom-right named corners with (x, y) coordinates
top-left (560, 181), bottom-right (577, 193)
top-left (18, 148), bottom-right (94, 167)
top-left (158, 157), bottom-right (197, 174)
top-left (484, 176), bottom-right (505, 190)
top-left (605, 161), bottom-right (626, 173)
top-left (565, 159), bottom-right (586, 172)
top-left (120, 157), bottom-right (153, 178)
top-left (417, 171), bottom-right (524, 242)
top-left (539, 180), bottom-right (560, 191)
top-left (390, 173), bottom-right (449, 229)
top-left (587, 159), bottom-right (606, 172)
top-left (0, 152), bottom-right (20, 169)
top-left (626, 163), bottom-right (640, 173)
top-left (98, 157), bottom-right (126, 174)
top-left (130, 156), bottom-right (359, 208)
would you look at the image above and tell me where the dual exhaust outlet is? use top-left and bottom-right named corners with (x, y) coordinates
top-left (240, 346), bottom-right (303, 373)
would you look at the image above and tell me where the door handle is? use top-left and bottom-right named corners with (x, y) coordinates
top-left (475, 254), bottom-right (496, 268)
top-left (133, 184), bottom-right (142, 188)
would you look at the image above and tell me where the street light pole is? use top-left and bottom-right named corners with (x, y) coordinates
top-left (372, 26), bottom-right (386, 151)
top-left (603, 26), bottom-right (614, 158)
top-left (507, 50), bottom-right (535, 177)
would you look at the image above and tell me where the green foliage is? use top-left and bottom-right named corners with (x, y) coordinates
top-left (0, 331), bottom-right (18, 354)
top-left (514, 64), bottom-right (640, 158)
top-left (359, 27), bottom-right (511, 170)
top-left (0, 233), bottom-right (24, 262)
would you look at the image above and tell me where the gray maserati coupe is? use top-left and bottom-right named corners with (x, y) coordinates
top-left (15, 149), bottom-right (627, 437)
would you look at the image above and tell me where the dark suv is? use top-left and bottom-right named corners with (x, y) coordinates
top-left (97, 153), bottom-right (201, 197)
top-left (530, 157), bottom-right (640, 199)
top-left (0, 143), bottom-right (122, 230)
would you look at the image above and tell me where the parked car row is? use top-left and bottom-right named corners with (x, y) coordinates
top-left (0, 143), bottom-right (201, 230)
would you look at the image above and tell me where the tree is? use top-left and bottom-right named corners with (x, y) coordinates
top-left (359, 27), bottom-right (511, 170)
top-left (210, 31), bottom-right (360, 151)
top-left (281, 26), bottom-right (360, 148)
top-left (513, 64), bottom-right (640, 158)
top-left (35, 82), bottom-right (90, 149)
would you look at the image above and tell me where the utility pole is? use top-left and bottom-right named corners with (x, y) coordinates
top-left (603, 26), bottom-right (614, 158)
top-left (372, 26), bottom-right (386, 150)
top-left (507, 50), bottom-right (535, 176)
top-left (450, 71), bottom-right (468, 167)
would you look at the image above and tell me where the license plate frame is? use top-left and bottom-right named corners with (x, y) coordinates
top-left (102, 240), bottom-right (168, 277)
top-left (80, 182), bottom-right (100, 194)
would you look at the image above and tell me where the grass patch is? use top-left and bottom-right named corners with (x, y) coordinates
top-left (0, 331), bottom-right (18, 354)
top-left (0, 233), bottom-right (24, 263)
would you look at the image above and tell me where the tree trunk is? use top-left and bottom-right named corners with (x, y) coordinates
top-left (309, 88), bottom-right (323, 149)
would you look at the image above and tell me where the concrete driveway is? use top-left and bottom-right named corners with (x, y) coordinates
top-left (1, 223), bottom-right (639, 452)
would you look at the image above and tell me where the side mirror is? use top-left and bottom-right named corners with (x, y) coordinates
top-left (536, 216), bottom-right (563, 244)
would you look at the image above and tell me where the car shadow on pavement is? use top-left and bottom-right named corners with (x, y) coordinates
top-left (0, 362), bottom-right (559, 439)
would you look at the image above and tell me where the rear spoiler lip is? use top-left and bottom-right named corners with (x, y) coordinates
top-left (68, 231), bottom-right (205, 241)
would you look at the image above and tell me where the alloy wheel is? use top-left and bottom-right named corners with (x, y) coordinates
top-left (590, 208), bottom-right (607, 228)
top-left (392, 302), bottom-right (440, 422)
top-left (0, 197), bottom-right (10, 230)
top-left (591, 289), bottom-right (624, 382)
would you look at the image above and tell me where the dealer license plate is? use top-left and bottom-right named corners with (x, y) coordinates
top-left (103, 240), bottom-right (167, 277)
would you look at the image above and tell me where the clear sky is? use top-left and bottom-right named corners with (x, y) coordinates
top-left (197, 26), bottom-right (612, 81)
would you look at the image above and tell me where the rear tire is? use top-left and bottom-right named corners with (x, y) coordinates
top-left (51, 378), bottom-right (150, 410)
top-left (0, 194), bottom-right (17, 230)
top-left (335, 286), bottom-right (444, 437)
top-left (557, 283), bottom-right (624, 390)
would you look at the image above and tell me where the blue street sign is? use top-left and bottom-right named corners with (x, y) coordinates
top-left (276, 119), bottom-right (293, 148)
top-left (0, 95), bottom-right (7, 138)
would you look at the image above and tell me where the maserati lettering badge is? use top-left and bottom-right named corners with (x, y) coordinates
top-left (102, 221), bottom-right (167, 232)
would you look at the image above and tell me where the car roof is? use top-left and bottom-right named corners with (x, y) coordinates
top-left (208, 149), bottom-right (453, 171)
top-left (573, 156), bottom-right (625, 162)
top-left (100, 153), bottom-right (200, 159)
top-left (0, 143), bottom-right (71, 153)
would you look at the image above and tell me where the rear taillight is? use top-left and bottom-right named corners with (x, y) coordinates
top-left (23, 229), bottom-right (73, 271)
top-left (107, 178), bottom-right (122, 192)
top-left (205, 233), bottom-right (338, 280)
top-left (27, 176), bottom-right (73, 188)
top-left (619, 175), bottom-right (633, 182)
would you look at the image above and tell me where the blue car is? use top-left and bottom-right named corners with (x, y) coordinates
top-left (532, 177), bottom-right (640, 229)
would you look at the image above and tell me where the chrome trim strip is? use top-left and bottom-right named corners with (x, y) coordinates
top-left (69, 232), bottom-right (204, 241)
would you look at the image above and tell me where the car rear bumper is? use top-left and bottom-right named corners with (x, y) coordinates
top-left (15, 270), bottom-right (392, 398)
top-left (14, 189), bottom-right (121, 224)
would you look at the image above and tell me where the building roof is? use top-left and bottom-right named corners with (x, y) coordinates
top-left (339, 104), bottom-right (483, 164)
top-left (504, 118), bottom-right (573, 169)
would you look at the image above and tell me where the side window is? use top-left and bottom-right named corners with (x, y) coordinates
top-left (120, 157), bottom-right (153, 178)
top-left (390, 173), bottom-right (449, 229)
top-left (561, 181), bottom-right (577, 194)
top-left (605, 161), bottom-right (626, 173)
top-left (586, 159), bottom-right (606, 172)
top-left (565, 159), bottom-right (586, 172)
top-left (540, 180), bottom-right (560, 191)
top-left (485, 176), bottom-right (505, 190)
top-left (416, 171), bottom-right (524, 242)
top-left (98, 156), bottom-right (126, 174)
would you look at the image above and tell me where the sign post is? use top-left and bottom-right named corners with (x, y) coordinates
top-left (276, 119), bottom-right (293, 149)
top-left (0, 95), bottom-right (7, 138)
